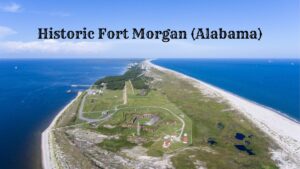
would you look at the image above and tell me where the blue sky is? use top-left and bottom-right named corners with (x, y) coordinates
top-left (0, 0), bottom-right (299, 58)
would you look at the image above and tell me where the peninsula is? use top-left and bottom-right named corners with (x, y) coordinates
top-left (41, 60), bottom-right (300, 169)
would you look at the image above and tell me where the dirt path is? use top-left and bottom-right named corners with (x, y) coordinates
top-left (128, 80), bottom-right (135, 94)
top-left (123, 84), bottom-right (127, 105)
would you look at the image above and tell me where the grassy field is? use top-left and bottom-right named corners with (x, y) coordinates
top-left (72, 77), bottom-right (193, 155)
top-left (151, 68), bottom-right (278, 169)
top-left (55, 64), bottom-right (278, 169)
top-left (83, 89), bottom-right (123, 113)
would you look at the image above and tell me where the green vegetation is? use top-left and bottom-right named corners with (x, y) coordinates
top-left (51, 93), bottom-right (96, 168)
top-left (83, 89), bottom-right (122, 113)
top-left (94, 65), bottom-right (151, 90)
top-left (82, 112), bottom-right (102, 119)
top-left (142, 141), bottom-right (154, 148)
top-left (56, 93), bottom-right (85, 127)
top-left (98, 136), bottom-right (136, 152)
top-left (97, 126), bottom-right (125, 135)
top-left (151, 68), bottom-right (278, 169)
top-left (59, 63), bottom-right (278, 169)
top-left (100, 106), bottom-right (185, 141)
top-left (147, 149), bottom-right (164, 157)
top-left (84, 77), bottom-right (192, 155)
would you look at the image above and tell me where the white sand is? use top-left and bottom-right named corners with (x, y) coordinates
top-left (41, 61), bottom-right (300, 169)
top-left (146, 60), bottom-right (300, 169)
top-left (41, 92), bottom-right (82, 169)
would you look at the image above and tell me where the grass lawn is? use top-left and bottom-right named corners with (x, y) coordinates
top-left (58, 65), bottom-right (279, 169)
top-left (86, 81), bottom-right (193, 155)
top-left (151, 68), bottom-right (278, 169)
top-left (83, 89), bottom-right (123, 113)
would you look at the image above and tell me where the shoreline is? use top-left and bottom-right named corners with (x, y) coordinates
top-left (149, 59), bottom-right (300, 124)
top-left (146, 60), bottom-right (300, 168)
top-left (41, 92), bottom-right (82, 169)
top-left (40, 60), bottom-right (300, 169)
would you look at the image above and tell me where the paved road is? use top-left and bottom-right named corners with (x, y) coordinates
top-left (78, 93), bottom-right (100, 123)
top-left (78, 85), bottom-right (128, 123)
top-left (77, 86), bottom-right (185, 140)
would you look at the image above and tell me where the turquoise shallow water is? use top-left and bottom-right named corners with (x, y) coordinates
top-left (153, 59), bottom-right (300, 121)
top-left (0, 59), bottom-right (134, 169)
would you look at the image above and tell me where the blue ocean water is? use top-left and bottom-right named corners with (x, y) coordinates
top-left (0, 59), bottom-right (133, 169)
top-left (153, 59), bottom-right (300, 121)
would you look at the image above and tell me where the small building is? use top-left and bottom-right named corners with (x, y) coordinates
top-left (182, 133), bottom-right (188, 144)
top-left (87, 89), bottom-right (103, 95)
top-left (163, 135), bottom-right (171, 148)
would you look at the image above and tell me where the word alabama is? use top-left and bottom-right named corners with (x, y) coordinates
top-left (38, 27), bottom-right (262, 42)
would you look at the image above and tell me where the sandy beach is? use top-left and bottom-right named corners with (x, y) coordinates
top-left (41, 61), bottom-right (300, 169)
top-left (146, 60), bottom-right (300, 169)
top-left (41, 92), bottom-right (82, 169)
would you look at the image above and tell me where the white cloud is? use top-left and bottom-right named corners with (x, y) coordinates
top-left (0, 26), bottom-right (16, 38)
top-left (0, 39), bottom-right (228, 57)
top-left (0, 39), bottom-right (298, 58)
top-left (0, 40), bottom-right (108, 55)
top-left (0, 2), bottom-right (21, 13)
